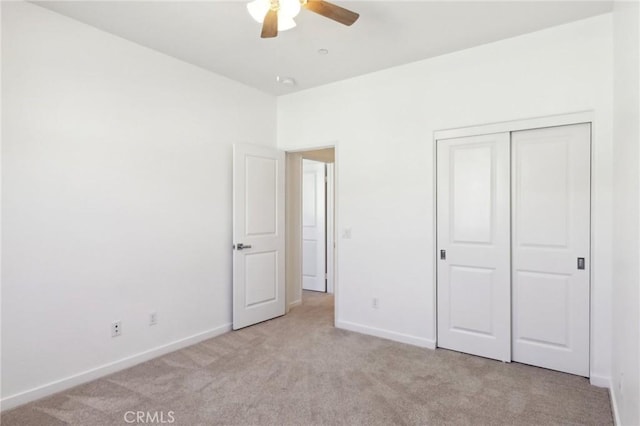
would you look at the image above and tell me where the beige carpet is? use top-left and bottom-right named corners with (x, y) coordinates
top-left (2, 291), bottom-right (613, 425)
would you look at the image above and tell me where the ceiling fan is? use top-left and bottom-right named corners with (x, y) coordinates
top-left (247, 0), bottom-right (360, 38)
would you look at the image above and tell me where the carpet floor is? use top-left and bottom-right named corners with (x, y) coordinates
top-left (2, 291), bottom-right (613, 425)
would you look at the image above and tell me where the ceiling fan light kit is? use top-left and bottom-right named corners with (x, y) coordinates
top-left (247, 0), bottom-right (300, 29)
top-left (248, 0), bottom-right (360, 39)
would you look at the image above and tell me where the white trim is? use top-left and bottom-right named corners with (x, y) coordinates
top-left (280, 144), bottom-right (335, 153)
top-left (589, 374), bottom-right (611, 388)
top-left (337, 320), bottom-right (436, 349)
top-left (0, 323), bottom-right (232, 411)
top-left (326, 163), bottom-right (335, 294)
top-left (333, 144), bottom-right (340, 327)
top-left (610, 387), bottom-right (622, 426)
top-left (588, 122), bottom-right (597, 387)
top-left (288, 299), bottom-right (302, 309)
top-left (434, 111), bottom-right (594, 141)
top-left (432, 125), bottom-right (439, 352)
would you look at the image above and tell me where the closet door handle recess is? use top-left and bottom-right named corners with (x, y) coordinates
top-left (577, 257), bottom-right (585, 270)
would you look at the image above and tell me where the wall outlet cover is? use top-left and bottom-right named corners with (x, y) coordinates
top-left (111, 321), bottom-right (122, 337)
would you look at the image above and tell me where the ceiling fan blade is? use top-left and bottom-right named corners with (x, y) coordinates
top-left (261, 9), bottom-right (278, 38)
top-left (303, 0), bottom-right (359, 26)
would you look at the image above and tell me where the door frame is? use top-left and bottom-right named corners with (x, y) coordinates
top-left (285, 143), bottom-right (339, 325)
top-left (327, 163), bottom-right (335, 294)
top-left (433, 111), bottom-right (595, 376)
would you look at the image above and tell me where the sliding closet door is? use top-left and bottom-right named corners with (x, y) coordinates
top-left (437, 133), bottom-right (511, 362)
top-left (511, 123), bottom-right (590, 376)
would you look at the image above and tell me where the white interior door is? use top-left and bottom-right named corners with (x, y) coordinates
top-left (437, 132), bottom-right (511, 362)
top-left (511, 123), bottom-right (591, 376)
top-left (302, 159), bottom-right (326, 292)
top-left (233, 144), bottom-right (285, 330)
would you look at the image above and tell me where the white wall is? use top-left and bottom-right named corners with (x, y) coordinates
top-left (278, 15), bottom-right (614, 380)
top-left (612, 1), bottom-right (640, 425)
top-left (2, 0), bottom-right (628, 413)
top-left (1, 1), bottom-right (276, 408)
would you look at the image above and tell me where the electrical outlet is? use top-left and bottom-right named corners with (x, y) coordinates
top-left (372, 298), bottom-right (379, 309)
top-left (150, 311), bottom-right (158, 326)
top-left (111, 321), bottom-right (122, 337)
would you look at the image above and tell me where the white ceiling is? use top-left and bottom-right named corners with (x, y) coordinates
top-left (34, 1), bottom-right (613, 95)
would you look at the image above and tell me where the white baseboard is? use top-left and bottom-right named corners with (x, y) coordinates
top-left (589, 375), bottom-right (620, 425)
top-left (336, 320), bottom-right (436, 349)
top-left (0, 323), bottom-right (232, 412)
top-left (610, 386), bottom-right (622, 426)
top-left (288, 299), bottom-right (302, 309)
top-left (590, 374), bottom-right (611, 388)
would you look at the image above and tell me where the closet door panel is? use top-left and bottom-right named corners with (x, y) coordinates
top-left (437, 132), bottom-right (511, 362)
top-left (511, 123), bottom-right (590, 377)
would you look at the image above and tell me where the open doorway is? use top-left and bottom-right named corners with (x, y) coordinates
top-left (285, 147), bottom-right (336, 313)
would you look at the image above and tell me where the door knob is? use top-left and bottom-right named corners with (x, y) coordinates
top-left (234, 243), bottom-right (252, 250)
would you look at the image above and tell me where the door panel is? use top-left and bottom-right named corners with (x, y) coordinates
top-left (244, 251), bottom-right (278, 307)
top-left (449, 266), bottom-right (495, 335)
top-left (451, 145), bottom-right (494, 244)
top-left (511, 123), bottom-right (590, 376)
top-left (515, 271), bottom-right (570, 347)
top-left (437, 132), bottom-right (511, 362)
top-left (245, 156), bottom-right (278, 235)
top-left (302, 160), bottom-right (326, 292)
top-left (233, 144), bottom-right (285, 330)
